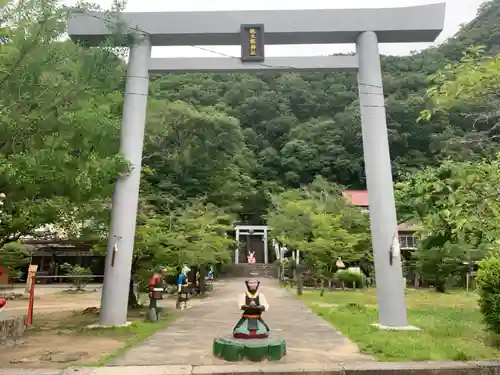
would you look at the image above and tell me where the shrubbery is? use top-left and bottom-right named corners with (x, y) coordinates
top-left (476, 250), bottom-right (500, 333)
top-left (60, 263), bottom-right (93, 291)
top-left (335, 269), bottom-right (365, 288)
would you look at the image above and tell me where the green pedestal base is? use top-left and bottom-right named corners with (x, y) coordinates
top-left (213, 336), bottom-right (287, 362)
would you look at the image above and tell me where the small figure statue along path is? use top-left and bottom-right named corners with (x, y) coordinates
top-left (0, 296), bottom-right (6, 312)
top-left (148, 266), bottom-right (167, 322)
top-left (247, 251), bottom-right (256, 264)
top-left (213, 279), bottom-right (286, 361)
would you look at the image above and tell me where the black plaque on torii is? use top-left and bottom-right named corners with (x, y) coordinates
top-left (240, 24), bottom-right (265, 62)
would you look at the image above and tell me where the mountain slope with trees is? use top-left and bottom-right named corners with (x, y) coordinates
top-left (147, 0), bottom-right (500, 221)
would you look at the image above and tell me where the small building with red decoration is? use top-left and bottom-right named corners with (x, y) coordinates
top-left (342, 190), bottom-right (418, 251)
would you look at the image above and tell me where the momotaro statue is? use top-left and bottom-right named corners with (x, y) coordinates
top-left (233, 279), bottom-right (270, 339)
top-left (213, 279), bottom-right (286, 361)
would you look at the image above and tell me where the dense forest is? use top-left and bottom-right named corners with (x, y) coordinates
top-left (144, 0), bottom-right (500, 222)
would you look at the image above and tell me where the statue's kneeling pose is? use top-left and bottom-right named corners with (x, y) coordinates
top-left (233, 279), bottom-right (270, 339)
top-left (213, 278), bottom-right (286, 361)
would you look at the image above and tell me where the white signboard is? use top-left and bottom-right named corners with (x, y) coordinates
top-left (391, 234), bottom-right (401, 257)
top-left (25, 264), bottom-right (38, 293)
top-left (272, 240), bottom-right (280, 260)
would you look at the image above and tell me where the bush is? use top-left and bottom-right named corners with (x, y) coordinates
top-left (335, 269), bottom-right (365, 288)
top-left (60, 263), bottom-right (92, 291)
top-left (415, 243), bottom-right (464, 293)
top-left (0, 242), bottom-right (31, 278)
top-left (476, 251), bottom-right (500, 334)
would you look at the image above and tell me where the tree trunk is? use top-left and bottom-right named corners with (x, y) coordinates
top-left (320, 278), bottom-right (325, 297)
top-left (199, 265), bottom-right (206, 295)
top-left (128, 278), bottom-right (140, 308)
top-left (296, 267), bottom-right (303, 296)
top-left (414, 271), bottom-right (420, 288)
top-left (435, 281), bottom-right (446, 293)
top-left (128, 258), bottom-right (141, 309)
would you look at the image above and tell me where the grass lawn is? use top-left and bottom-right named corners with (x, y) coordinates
top-left (300, 288), bottom-right (500, 362)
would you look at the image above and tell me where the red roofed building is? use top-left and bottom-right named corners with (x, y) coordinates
top-left (342, 190), bottom-right (369, 207)
top-left (343, 190), bottom-right (418, 250)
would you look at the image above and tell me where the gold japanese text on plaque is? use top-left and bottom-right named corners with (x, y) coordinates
top-left (241, 24), bottom-right (265, 62)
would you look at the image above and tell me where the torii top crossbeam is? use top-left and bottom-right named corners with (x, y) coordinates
top-left (68, 3), bottom-right (445, 46)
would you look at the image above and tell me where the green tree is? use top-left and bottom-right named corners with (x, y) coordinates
top-left (419, 45), bottom-right (500, 154)
top-left (301, 212), bottom-right (363, 294)
top-left (0, 0), bottom-right (128, 245)
top-left (395, 156), bottom-right (500, 291)
top-left (414, 243), bottom-right (465, 293)
top-left (127, 208), bottom-right (178, 307)
top-left (60, 262), bottom-right (93, 292)
top-left (267, 176), bottom-right (371, 286)
top-left (0, 242), bottom-right (31, 280)
top-left (420, 45), bottom-right (499, 119)
top-left (476, 248), bottom-right (500, 334)
top-left (93, 198), bottom-right (235, 307)
top-left (163, 199), bottom-right (235, 266)
top-left (143, 100), bottom-right (256, 216)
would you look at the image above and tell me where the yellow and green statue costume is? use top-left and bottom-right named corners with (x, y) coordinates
top-left (233, 279), bottom-right (270, 339)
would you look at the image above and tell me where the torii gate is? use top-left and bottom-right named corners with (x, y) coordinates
top-left (68, 3), bottom-right (445, 329)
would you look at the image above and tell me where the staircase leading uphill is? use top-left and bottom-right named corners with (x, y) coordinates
top-left (222, 263), bottom-right (277, 279)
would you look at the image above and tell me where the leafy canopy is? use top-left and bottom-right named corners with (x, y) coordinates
top-left (267, 176), bottom-right (371, 278)
top-left (0, 0), bottom-right (128, 245)
top-left (395, 156), bottom-right (500, 291)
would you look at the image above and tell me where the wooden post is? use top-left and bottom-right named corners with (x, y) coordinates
top-left (26, 272), bottom-right (36, 327)
top-left (199, 265), bottom-right (206, 295)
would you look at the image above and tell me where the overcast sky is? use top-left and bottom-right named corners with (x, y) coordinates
top-left (67, 0), bottom-right (486, 57)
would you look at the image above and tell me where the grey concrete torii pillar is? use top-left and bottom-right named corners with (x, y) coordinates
top-left (68, 3), bottom-right (445, 328)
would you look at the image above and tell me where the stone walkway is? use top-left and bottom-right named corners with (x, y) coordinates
top-left (110, 278), bottom-right (373, 366)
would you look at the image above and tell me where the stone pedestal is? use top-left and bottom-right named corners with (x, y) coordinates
top-left (213, 335), bottom-right (286, 361)
top-left (0, 315), bottom-right (27, 345)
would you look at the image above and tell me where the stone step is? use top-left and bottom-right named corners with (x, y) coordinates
top-left (221, 264), bottom-right (277, 278)
top-left (232, 263), bottom-right (273, 268)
